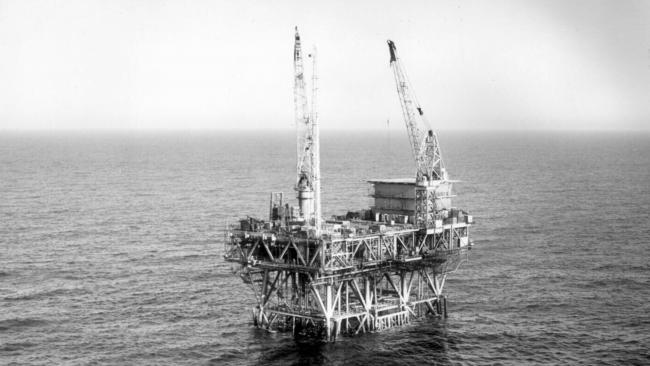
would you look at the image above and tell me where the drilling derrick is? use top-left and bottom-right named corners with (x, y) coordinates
top-left (224, 32), bottom-right (473, 342)
top-left (293, 27), bottom-right (320, 227)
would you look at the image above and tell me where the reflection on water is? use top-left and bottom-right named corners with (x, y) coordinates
top-left (253, 319), bottom-right (456, 366)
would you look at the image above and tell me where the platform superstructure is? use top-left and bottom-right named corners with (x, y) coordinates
top-left (224, 29), bottom-right (473, 341)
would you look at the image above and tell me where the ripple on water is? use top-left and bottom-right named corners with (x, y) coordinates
top-left (0, 318), bottom-right (48, 332)
top-left (1, 132), bottom-right (649, 365)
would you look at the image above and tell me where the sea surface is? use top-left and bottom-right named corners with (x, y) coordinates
top-left (1, 130), bottom-right (649, 365)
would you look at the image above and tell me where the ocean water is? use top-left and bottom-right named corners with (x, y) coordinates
top-left (1, 130), bottom-right (649, 365)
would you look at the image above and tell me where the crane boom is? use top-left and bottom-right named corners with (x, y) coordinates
top-left (387, 40), bottom-right (446, 185)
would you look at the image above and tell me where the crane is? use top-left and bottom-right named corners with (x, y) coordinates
top-left (387, 40), bottom-right (447, 185)
top-left (293, 27), bottom-right (321, 231)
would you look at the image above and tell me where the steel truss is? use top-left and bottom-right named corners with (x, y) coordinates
top-left (225, 224), bottom-right (469, 341)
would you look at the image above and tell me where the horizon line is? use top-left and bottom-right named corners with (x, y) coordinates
top-left (1, 127), bottom-right (649, 133)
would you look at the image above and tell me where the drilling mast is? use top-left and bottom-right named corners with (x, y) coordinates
top-left (293, 27), bottom-right (320, 230)
top-left (310, 47), bottom-right (322, 232)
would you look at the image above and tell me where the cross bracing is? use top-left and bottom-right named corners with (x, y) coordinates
top-left (225, 218), bottom-right (470, 341)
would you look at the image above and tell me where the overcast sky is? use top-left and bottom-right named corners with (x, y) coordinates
top-left (0, 0), bottom-right (648, 131)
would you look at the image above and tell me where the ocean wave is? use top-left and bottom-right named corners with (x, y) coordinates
top-left (0, 342), bottom-right (36, 352)
top-left (0, 318), bottom-right (48, 332)
top-left (4, 287), bottom-right (90, 301)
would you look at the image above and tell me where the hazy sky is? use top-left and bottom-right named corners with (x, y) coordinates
top-left (1, 0), bottom-right (648, 131)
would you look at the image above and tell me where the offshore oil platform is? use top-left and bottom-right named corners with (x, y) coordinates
top-left (224, 28), bottom-right (473, 341)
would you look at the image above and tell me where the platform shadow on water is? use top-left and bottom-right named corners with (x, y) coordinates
top-left (254, 320), bottom-right (456, 366)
